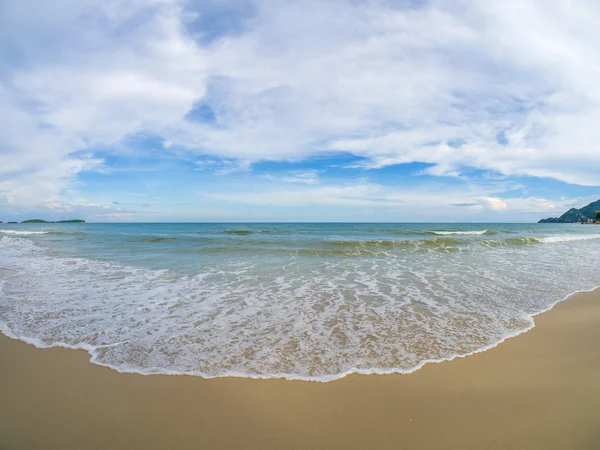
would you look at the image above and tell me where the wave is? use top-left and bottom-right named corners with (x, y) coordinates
top-left (219, 229), bottom-right (283, 236)
top-left (539, 234), bottom-right (600, 243)
top-left (1, 228), bottom-right (600, 382)
top-left (1, 235), bottom-right (39, 243)
top-left (482, 237), bottom-right (541, 247)
top-left (135, 236), bottom-right (181, 243)
top-left (430, 230), bottom-right (494, 236)
top-left (158, 237), bottom-right (468, 256)
top-left (197, 233), bottom-right (600, 252)
top-left (130, 236), bottom-right (220, 245)
top-left (326, 237), bottom-right (463, 247)
top-left (196, 245), bottom-right (462, 256)
top-left (482, 234), bottom-right (600, 247)
top-left (0, 230), bottom-right (48, 235)
top-left (389, 229), bottom-right (497, 236)
top-left (222, 230), bottom-right (255, 235)
top-left (295, 246), bottom-right (461, 256)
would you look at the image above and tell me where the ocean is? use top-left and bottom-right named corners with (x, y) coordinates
top-left (0, 222), bottom-right (599, 381)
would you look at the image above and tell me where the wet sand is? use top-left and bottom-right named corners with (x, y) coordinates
top-left (1, 288), bottom-right (600, 449)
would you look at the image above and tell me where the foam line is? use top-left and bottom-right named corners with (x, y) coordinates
top-left (431, 230), bottom-right (489, 235)
top-left (0, 281), bottom-right (598, 382)
top-left (0, 230), bottom-right (48, 235)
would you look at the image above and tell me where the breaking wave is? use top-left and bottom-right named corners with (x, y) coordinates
top-left (430, 230), bottom-right (494, 236)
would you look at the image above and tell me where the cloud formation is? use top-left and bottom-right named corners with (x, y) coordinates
top-left (2, 0), bottom-right (600, 217)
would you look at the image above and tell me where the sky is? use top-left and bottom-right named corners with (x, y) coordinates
top-left (1, 0), bottom-right (600, 222)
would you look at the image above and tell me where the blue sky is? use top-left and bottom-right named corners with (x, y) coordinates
top-left (1, 0), bottom-right (600, 222)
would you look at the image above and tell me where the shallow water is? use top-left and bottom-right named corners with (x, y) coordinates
top-left (0, 223), bottom-right (599, 381)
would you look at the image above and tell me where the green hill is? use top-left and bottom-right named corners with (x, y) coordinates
top-left (539, 200), bottom-right (600, 223)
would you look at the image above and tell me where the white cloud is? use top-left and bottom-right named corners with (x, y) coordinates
top-left (207, 181), bottom-right (559, 214)
top-left (481, 197), bottom-right (508, 211)
top-left (170, 0), bottom-right (600, 186)
top-left (2, 0), bottom-right (600, 215)
top-left (0, 0), bottom-right (205, 207)
top-left (276, 170), bottom-right (320, 185)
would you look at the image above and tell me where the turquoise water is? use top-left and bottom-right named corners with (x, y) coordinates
top-left (1, 222), bottom-right (599, 381)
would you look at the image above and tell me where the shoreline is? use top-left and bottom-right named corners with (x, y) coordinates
top-left (0, 276), bottom-right (597, 382)
top-left (0, 224), bottom-right (600, 382)
top-left (1, 286), bottom-right (600, 448)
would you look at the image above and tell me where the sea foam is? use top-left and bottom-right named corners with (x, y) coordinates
top-left (1, 225), bottom-right (599, 381)
top-left (0, 230), bottom-right (48, 235)
top-left (539, 234), bottom-right (600, 243)
top-left (431, 230), bottom-right (490, 235)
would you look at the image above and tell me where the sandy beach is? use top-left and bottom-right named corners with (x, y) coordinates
top-left (0, 287), bottom-right (599, 449)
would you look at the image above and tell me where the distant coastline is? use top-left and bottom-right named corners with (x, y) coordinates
top-left (539, 199), bottom-right (600, 223)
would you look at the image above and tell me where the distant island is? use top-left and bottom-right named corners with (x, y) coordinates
top-left (539, 200), bottom-right (600, 223)
top-left (20, 219), bottom-right (86, 224)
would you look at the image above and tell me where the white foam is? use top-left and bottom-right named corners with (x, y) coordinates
top-left (0, 236), bottom-right (38, 250)
top-left (1, 230), bottom-right (600, 382)
top-left (432, 230), bottom-right (488, 235)
top-left (539, 234), bottom-right (600, 243)
top-left (0, 230), bottom-right (48, 235)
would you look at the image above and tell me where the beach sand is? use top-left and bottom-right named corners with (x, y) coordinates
top-left (1, 288), bottom-right (600, 449)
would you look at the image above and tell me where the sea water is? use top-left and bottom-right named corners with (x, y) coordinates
top-left (0, 222), bottom-right (599, 381)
